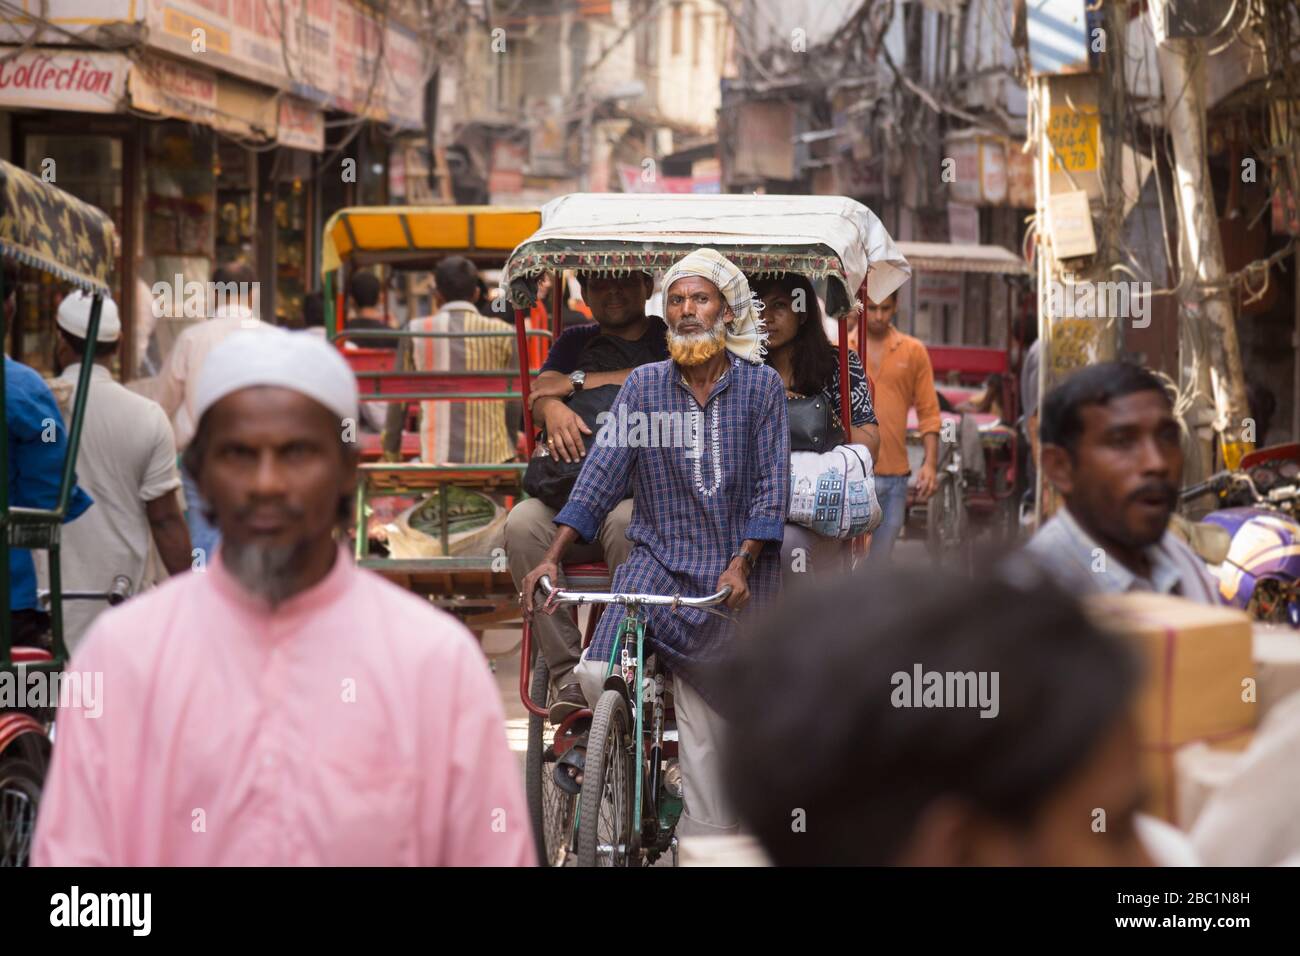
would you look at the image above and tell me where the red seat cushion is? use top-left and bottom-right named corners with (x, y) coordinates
top-left (356, 431), bottom-right (421, 461)
top-left (9, 647), bottom-right (52, 664)
top-left (562, 561), bottom-right (611, 589)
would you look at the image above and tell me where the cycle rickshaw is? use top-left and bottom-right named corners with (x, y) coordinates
top-left (0, 159), bottom-right (125, 866)
top-left (321, 205), bottom-right (556, 637)
top-left (501, 193), bottom-right (909, 865)
top-left (891, 241), bottom-right (1033, 565)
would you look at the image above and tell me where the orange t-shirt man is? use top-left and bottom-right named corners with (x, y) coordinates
top-left (862, 291), bottom-right (941, 562)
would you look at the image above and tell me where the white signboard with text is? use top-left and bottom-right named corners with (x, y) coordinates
top-left (0, 49), bottom-right (127, 113)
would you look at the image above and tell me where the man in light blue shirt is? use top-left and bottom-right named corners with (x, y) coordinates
top-left (4, 272), bottom-right (93, 646)
top-left (1024, 361), bottom-right (1218, 604)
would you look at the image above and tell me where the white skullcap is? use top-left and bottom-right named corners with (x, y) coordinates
top-left (57, 291), bottom-right (121, 343)
top-left (195, 327), bottom-right (359, 426)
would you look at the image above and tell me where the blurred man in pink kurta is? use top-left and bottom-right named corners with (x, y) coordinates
top-left (34, 329), bottom-right (534, 867)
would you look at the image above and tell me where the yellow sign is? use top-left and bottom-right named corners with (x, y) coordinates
top-left (163, 8), bottom-right (232, 55)
top-left (1047, 107), bottom-right (1099, 174)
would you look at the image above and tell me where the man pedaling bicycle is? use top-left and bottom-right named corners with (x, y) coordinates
top-left (521, 248), bottom-right (790, 838)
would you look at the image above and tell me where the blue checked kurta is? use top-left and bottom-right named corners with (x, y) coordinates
top-left (555, 355), bottom-right (790, 698)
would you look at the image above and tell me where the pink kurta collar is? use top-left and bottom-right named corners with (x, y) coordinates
top-left (208, 543), bottom-right (356, 622)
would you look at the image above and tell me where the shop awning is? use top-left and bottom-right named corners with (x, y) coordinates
top-left (0, 159), bottom-right (117, 295)
top-left (895, 241), bottom-right (1031, 276)
top-left (129, 54), bottom-right (270, 141)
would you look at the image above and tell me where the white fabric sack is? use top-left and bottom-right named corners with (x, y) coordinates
top-left (788, 444), bottom-right (880, 539)
top-left (1190, 690), bottom-right (1300, 866)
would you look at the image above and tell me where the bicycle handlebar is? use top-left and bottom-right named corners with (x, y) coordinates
top-left (534, 575), bottom-right (732, 610)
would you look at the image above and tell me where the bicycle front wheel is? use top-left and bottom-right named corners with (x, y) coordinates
top-left (576, 689), bottom-right (635, 868)
top-left (525, 657), bottom-right (576, 866)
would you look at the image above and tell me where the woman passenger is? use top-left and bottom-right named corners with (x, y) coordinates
top-left (754, 274), bottom-right (879, 582)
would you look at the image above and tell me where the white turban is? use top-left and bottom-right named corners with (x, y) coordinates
top-left (195, 327), bottom-right (359, 426)
top-left (662, 248), bottom-right (768, 364)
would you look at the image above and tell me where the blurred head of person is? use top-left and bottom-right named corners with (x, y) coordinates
top-left (722, 564), bottom-right (1149, 866)
top-left (1040, 362), bottom-right (1181, 564)
top-left (302, 290), bottom-right (325, 329)
top-left (211, 260), bottom-right (258, 314)
top-left (54, 290), bottom-right (121, 373)
top-left (348, 270), bottom-right (382, 312)
top-left (752, 273), bottom-right (837, 396)
top-left (862, 289), bottom-right (898, 338)
top-left (183, 330), bottom-right (359, 605)
top-left (576, 271), bottom-right (651, 332)
top-left (433, 256), bottom-right (480, 306)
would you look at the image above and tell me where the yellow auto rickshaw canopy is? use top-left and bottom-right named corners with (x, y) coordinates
top-left (321, 205), bottom-right (541, 276)
top-left (0, 159), bottom-right (117, 296)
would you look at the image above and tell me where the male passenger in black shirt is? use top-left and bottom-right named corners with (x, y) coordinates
top-left (506, 271), bottom-right (666, 720)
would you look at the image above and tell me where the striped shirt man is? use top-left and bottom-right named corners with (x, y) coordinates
top-left (400, 302), bottom-right (520, 465)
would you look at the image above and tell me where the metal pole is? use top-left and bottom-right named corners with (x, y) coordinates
top-left (0, 265), bottom-right (9, 662)
top-left (58, 295), bottom-right (100, 516)
top-left (515, 306), bottom-right (536, 456)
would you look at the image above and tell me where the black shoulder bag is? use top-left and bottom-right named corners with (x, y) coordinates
top-left (787, 393), bottom-right (846, 453)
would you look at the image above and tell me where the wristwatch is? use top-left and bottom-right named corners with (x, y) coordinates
top-left (730, 549), bottom-right (756, 573)
top-left (570, 370), bottom-right (586, 393)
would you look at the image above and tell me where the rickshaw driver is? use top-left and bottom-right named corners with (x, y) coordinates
top-left (506, 270), bottom-right (667, 722)
top-left (522, 248), bottom-right (789, 837)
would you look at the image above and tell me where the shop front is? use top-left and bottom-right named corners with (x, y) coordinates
top-left (1, 46), bottom-right (334, 377)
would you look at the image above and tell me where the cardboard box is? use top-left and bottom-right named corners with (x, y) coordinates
top-left (1086, 593), bottom-right (1257, 821)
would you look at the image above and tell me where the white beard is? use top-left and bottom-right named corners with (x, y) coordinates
top-left (222, 540), bottom-right (308, 607)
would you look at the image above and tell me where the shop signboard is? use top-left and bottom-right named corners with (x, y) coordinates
top-left (129, 53), bottom-right (219, 126)
top-left (277, 96), bottom-right (325, 152)
top-left (143, 0), bottom-right (430, 129)
top-left (946, 133), bottom-right (1008, 206)
top-left (1006, 139), bottom-right (1036, 207)
top-left (0, 1), bottom-right (137, 43)
top-left (145, 0), bottom-right (289, 91)
top-left (3, 3), bottom-right (428, 128)
top-left (0, 48), bottom-right (128, 113)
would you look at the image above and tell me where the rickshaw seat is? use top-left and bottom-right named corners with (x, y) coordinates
top-left (359, 462), bottom-right (525, 493)
top-left (8, 647), bottom-right (52, 664)
top-left (357, 432), bottom-right (420, 461)
top-left (562, 561), bottom-right (611, 589)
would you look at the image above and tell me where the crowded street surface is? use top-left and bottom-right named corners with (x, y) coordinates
top-left (3, 0), bottom-right (1299, 937)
